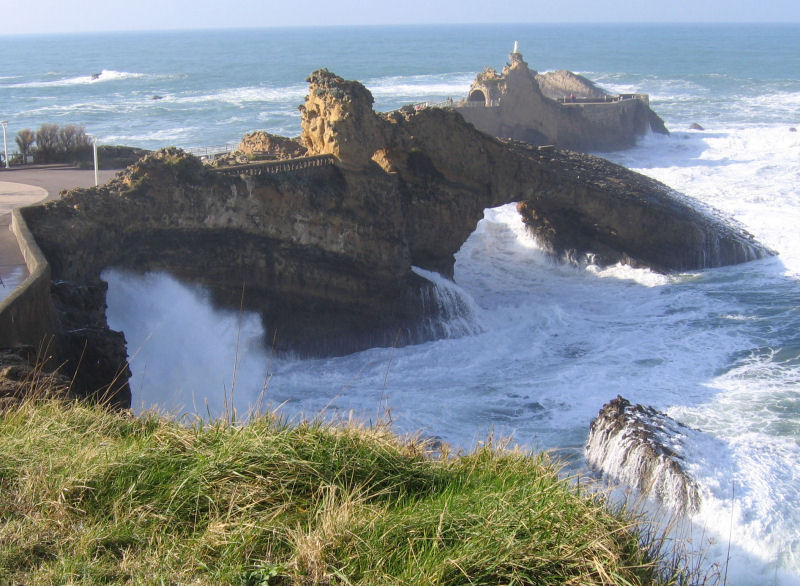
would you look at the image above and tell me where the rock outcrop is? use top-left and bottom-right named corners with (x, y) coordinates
top-left (511, 142), bottom-right (766, 271)
top-left (535, 70), bottom-right (608, 101)
top-left (300, 69), bottom-right (768, 274)
top-left (237, 131), bottom-right (307, 160)
top-left (23, 149), bottom-right (433, 364)
top-left (15, 69), bottom-right (773, 406)
top-left (586, 396), bottom-right (701, 514)
top-left (453, 47), bottom-right (668, 151)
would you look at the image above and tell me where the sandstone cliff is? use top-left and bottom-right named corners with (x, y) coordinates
top-left (300, 69), bottom-right (768, 274)
top-left (237, 131), bottom-right (307, 160)
top-left (16, 69), bottom-right (773, 406)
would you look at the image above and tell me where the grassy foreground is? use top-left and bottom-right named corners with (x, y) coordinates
top-left (0, 399), bottom-right (683, 585)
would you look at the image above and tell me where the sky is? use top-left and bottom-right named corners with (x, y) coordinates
top-left (2, 0), bottom-right (799, 35)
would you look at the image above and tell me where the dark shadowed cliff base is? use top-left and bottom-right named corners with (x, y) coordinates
top-left (14, 69), bottom-right (774, 407)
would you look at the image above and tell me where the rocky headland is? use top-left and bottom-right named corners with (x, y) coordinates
top-left (454, 47), bottom-right (669, 151)
top-left (11, 68), bottom-right (774, 406)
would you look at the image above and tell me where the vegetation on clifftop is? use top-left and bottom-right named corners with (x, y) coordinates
top-left (0, 398), bottom-right (695, 584)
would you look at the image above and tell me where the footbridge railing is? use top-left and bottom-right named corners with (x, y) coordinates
top-left (396, 98), bottom-right (499, 112)
top-left (211, 154), bottom-right (336, 177)
top-left (556, 93), bottom-right (649, 105)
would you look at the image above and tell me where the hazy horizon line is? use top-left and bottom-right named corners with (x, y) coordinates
top-left (2, 20), bottom-right (798, 38)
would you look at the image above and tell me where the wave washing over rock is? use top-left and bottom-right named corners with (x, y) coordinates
top-left (586, 396), bottom-right (702, 515)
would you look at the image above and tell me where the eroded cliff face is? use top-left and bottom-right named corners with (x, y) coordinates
top-left (300, 69), bottom-right (769, 274)
top-left (299, 69), bottom-right (386, 169)
top-left (24, 148), bottom-right (431, 362)
top-left (21, 69), bottom-right (773, 405)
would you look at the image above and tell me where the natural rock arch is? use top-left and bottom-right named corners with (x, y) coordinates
top-left (468, 89), bottom-right (487, 104)
top-left (17, 69), bottom-right (772, 407)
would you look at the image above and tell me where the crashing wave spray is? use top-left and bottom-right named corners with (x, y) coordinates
top-left (586, 396), bottom-right (702, 515)
top-left (412, 266), bottom-right (484, 341)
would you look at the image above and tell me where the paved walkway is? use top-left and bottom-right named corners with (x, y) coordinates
top-left (0, 165), bottom-right (118, 301)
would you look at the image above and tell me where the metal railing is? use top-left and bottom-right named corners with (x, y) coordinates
top-left (212, 154), bottom-right (336, 177)
top-left (392, 98), bottom-right (499, 113)
top-left (556, 93), bottom-right (647, 105)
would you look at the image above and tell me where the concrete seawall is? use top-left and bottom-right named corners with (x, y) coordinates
top-left (0, 167), bottom-right (117, 353)
top-left (0, 207), bottom-right (57, 349)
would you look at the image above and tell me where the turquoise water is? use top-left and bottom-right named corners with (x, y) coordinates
top-left (3, 24), bottom-right (800, 584)
top-left (1, 24), bottom-right (799, 146)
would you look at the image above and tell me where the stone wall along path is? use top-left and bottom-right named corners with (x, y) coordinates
top-left (0, 181), bottom-right (48, 297)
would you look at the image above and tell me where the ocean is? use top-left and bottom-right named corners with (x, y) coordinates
top-left (2, 24), bottom-right (799, 584)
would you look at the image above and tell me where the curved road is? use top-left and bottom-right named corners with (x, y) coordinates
top-left (0, 165), bottom-right (118, 300)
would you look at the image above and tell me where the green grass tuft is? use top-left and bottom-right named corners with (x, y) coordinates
top-left (0, 399), bottom-right (697, 584)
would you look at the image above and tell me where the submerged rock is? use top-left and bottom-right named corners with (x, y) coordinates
top-left (586, 396), bottom-right (701, 514)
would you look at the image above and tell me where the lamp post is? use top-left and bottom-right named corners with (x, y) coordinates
top-left (1, 121), bottom-right (8, 169)
top-left (91, 135), bottom-right (98, 186)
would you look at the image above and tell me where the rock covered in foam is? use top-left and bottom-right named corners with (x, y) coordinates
top-left (586, 396), bottom-right (701, 514)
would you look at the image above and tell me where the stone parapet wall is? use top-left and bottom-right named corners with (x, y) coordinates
top-left (0, 207), bottom-right (57, 349)
top-left (555, 98), bottom-right (648, 151)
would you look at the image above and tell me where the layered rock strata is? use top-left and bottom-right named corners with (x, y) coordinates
top-left (586, 396), bottom-right (701, 514)
top-left (16, 69), bottom-right (773, 406)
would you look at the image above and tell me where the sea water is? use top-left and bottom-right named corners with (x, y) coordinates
top-left (2, 24), bottom-right (800, 584)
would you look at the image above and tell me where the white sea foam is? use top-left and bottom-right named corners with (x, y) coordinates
top-left (9, 69), bottom-right (151, 88)
top-left (592, 74), bottom-right (707, 101)
top-left (609, 125), bottom-right (800, 276)
top-left (412, 266), bottom-right (485, 338)
top-left (169, 85), bottom-right (308, 106)
top-left (104, 123), bottom-right (800, 580)
top-left (599, 122), bottom-right (800, 583)
top-left (23, 101), bottom-right (146, 117)
top-left (365, 73), bottom-right (474, 99)
top-left (103, 268), bottom-right (270, 418)
top-left (102, 126), bottom-right (203, 145)
top-left (73, 38), bottom-right (800, 585)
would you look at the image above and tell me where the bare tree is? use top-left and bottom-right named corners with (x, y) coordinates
top-left (15, 129), bottom-right (35, 163)
top-left (35, 123), bottom-right (60, 162)
top-left (58, 124), bottom-right (91, 160)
